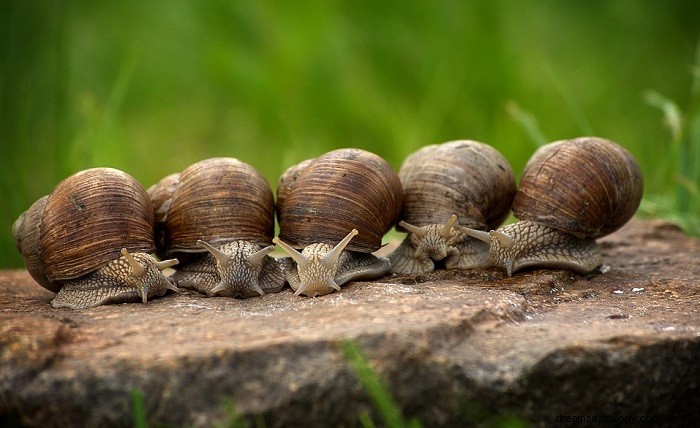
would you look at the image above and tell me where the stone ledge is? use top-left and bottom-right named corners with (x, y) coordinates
top-left (1, 219), bottom-right (698, 427)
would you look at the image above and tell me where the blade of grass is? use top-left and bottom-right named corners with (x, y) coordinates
top-left (685, 39), bottom-right (700, 214)
top-left (341, 340), bottom-right (421, 428)
top-left (542, 62), bottom-right (596, 136)
top-left (643, 90), bottom-right (682, 192)
top-left (505, 100), bottom-right (548, 148)
top-left (131, 389), bottom-right (147, 428)
top-left (645, 39), bottom-right (700, 218)
top-left (643, 91), bottom-right (682, 142)
top-left (217, 399), bottom-right (249, 428)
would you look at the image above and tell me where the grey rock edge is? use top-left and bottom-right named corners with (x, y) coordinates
top-left (1, 219), bottom-right (698, 427)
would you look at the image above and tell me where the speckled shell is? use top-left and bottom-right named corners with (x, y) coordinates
top-left (397, 140), bottom-right (516, 230)
top-left (277, 148), bottom-right (403, 253)
top-left (12, 168), bottom-right (156, 290)
top-left (160, 157), bottom-right (275, 254)
top-left (512, 137), bottom-right (643, 238)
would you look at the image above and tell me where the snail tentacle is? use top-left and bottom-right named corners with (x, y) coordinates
top-left (275, 229), bottom-right (386, 297)
top-left (51, 252), bottom-right (180, 309)
top-left (176, 240), bottom-right (283, 298)
top-left (389, 140), bottom-right (516, 274)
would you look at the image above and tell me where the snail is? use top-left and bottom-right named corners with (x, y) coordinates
top-left (274, 148), bottom-right (403, 297)
top-left (12, 168), bottom-right (179, 309)
top-left (149, 157), bottom-right (284, 298)
top-left (388, 140), bottom-right (516, 274)
top-left (462, 137), bottom-right (644, 276)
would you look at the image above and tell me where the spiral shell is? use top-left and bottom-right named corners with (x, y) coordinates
top-left (159, 157), bottom-right (275, 254)
top-left (512, 137), bottom-right (643, 239)
top-left (13, 196), bottom-right (54, 291)
top-left (397, 140), bottom-right (516, 230)
top-left (276, 148), bottom-right (403, 252)
top-left (13, 168), bottom-right (156, 290)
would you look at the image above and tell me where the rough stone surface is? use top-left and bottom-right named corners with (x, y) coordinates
top-left (1, 219), bottom-right (698, 427)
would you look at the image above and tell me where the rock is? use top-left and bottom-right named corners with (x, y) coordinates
top-left (0, 219), bottom-right (698, 427)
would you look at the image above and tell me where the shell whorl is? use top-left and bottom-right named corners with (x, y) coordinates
top-left (162, 157), bottom-right (276, 254)
top-left (13, 168), bottom-right (156, 289)
top-left (12, 196), bottom-right (56, 291)
top-left (276, 148), bottom-right (403, 253)
top-left (512, 137), bottom-right (643, 239)
top-left (397, 140), bottom-right (516, 231)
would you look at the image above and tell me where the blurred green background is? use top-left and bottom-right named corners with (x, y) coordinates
top-left (2, 0), bottom-right (699, 269)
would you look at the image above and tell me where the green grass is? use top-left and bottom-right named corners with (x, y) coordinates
top-left (2, 1), bottom-right (700, 268)
top-left (639, 40), bottom-right (700, 232)
top-left (341, 340), bottom-right (422, 428)
top-left (131, 389), bottom-right (148, 428)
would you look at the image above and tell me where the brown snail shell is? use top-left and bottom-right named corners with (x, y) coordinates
top-left (275, 158), bottom-right (313, 213)
top-left (463, 137), bottom-right (644, 276)
top-left (277, 148), bottom-right (403, 252)
top-left (12, 168), bottom-right (179, 308)
top-left (389, 140), bottom-right (516, 274)
top-left (512, 137), bottom-right (643, 238)
top-left (398, 140), bottom-right (516, 230)
top-left (13, 196), bottom-right (54, 291)
top-left (274, 148), bottom-right (403, 296)
top-left (164, 158), bottom-right (275, 252)
top-left (151, 157), bottom-right (283, 297)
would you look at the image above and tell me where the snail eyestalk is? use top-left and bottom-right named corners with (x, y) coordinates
top-left (440, 214), bottom-right (459, 239)
top-left (190, 240), bottom-right (280, 298)
top-left (121, 248), bottom-right (145, 277)
top-left (389, 214), bottom-right (495, 274)
top-left (249, 245), bottom-right (276, 268)
top-left (463, 221), bottom-right (603, 277)
top-left (323, 229), bottom-right (358, 270)
top-left (155, 258), bottom-right (179, 271)
top-left (119, 248), bottom-right (179, 304)
top-left (399, 221), bottom-right (426, 239)
top-left (274, 229), bottom-right (359, 297)
top-left (198, 240), bottom-right (231, 267)
top-left (272, 237), bottom-right (307, 269)
top-left (491, 230), bottom-right (514, 249)
top-left (460, 227), bottom-right (492, 245)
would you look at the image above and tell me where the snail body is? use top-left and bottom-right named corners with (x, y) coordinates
top-left (149, 157), bottom-right (284, 298)
top-left (463, 137), bottom-right (643, 276)
top-left (274, 148), bottom-right (403, 297)
top-left (12, 168), bottom-right (179, 309)
top-left (389, 140), bottom-right (516, 274)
